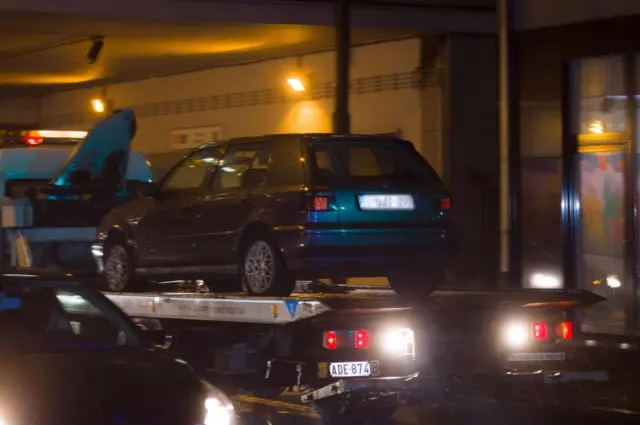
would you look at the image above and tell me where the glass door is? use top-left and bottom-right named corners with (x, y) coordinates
top-left (574, 55), bottom-right (635, 335)
top-left (577, 134), bottom-right (629, 334)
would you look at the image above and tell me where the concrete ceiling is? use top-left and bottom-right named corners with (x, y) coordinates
top-left (0, 12), bottom-right (413, 96)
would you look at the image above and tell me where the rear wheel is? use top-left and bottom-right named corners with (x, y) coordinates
top-left (241, 234), bottom-right (295, 297)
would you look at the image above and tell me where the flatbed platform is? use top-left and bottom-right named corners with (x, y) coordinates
top-left (104, 284), bottom-right (603, 325)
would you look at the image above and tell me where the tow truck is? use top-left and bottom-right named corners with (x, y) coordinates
top-left (0, 114), bottom-right (153, 276)
top-left (1, 110), bottom-right (636, 422)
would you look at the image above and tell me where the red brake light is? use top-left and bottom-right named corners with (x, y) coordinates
top-left (314, 196), bottom-right (328, 211)
top-left (324, 331), bottom-right (337, 350)
top-left (533, 322), bottom-right (548, 340)
top-left (440, 197), bottom-right (451, 210)
top-left (557, 321), bottom-right (573, 340)
top-left (23, 136), bottom-right (43, 146)
top-left (354, 330), bottom-right (369, 349)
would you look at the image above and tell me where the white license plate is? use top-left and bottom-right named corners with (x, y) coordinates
top-left (358, 194), bottom-right (415, 211)
top-left (329, 361), bottom-right (378, 378)
top-left (508, 352), bottom-right (566, 362)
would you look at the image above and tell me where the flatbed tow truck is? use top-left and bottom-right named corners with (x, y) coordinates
top-left (3, 197), bottom-right (640, 421)
top-left (98, 282), bottom-right (635, 421)
top-left (0, 112), bottom-right (638, 422)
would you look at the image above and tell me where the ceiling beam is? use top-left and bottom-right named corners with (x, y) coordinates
top-left (2, 0), bottom-right (496, 33)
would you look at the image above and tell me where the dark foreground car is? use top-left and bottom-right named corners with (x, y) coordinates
top-left (93, 133), bottom-right (453, 298)
top-left (0, 270), bottom-right (235, 425)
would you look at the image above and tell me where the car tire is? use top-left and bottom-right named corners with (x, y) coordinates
top-left (388, 266), bottom-right (445, 303)
top-left (101, 240), bottom-right (136, 292)
top-left (311, 399), bottom-right (347, 423)
top-left (240, 233), bottom-right (295, 297)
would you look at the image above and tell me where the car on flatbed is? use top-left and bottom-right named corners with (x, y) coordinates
top-left (0, 268), bottom-right (236, 425)
top-left (93, 133), bottom-right (453, 298)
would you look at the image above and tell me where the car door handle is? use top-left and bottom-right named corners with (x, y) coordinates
top-left (180, 203), bottom-right (195, 211)
top-left (241, 195), bottom-right (251, 204)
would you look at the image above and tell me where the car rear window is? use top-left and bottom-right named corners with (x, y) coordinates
top-left (310, 140), bottom-right (445, 188)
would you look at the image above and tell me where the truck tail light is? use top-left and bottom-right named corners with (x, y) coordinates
top-left (323, 331), bottom-right (337, 350)
top-left (533, 322), bottom-right (548, 340)
top-left (354, 330), bottom-right (369, 349)
top-left (557, 321), bottom-right (573, 340)
top-left (23, 136), bottom-right (43, 146)
top-left (440, 196), bottom-right (451, 210)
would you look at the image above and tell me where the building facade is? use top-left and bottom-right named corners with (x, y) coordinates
top-left (516, 2), bottom-right (640, 336)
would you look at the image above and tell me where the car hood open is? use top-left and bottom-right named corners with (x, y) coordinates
top-left (48, 108), bottom-right (137, 196)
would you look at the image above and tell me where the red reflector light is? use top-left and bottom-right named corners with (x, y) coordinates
top-left (314, 197), bottom-right (328, 211)
top-left (354, 330), bottom-right (369, 349)
top-left (324, 331), bottom-right (337, 350)
top-left (533, 322), bottom-right (548, 340)
top-left (440, 197), bottom-right (451, 210)
top-left (557, 321), bottom-right (573, 340)
top-left (24, 136), bottom-right (43, 146)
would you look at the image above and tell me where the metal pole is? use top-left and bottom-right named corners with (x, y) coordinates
top-left (560, 61), bottom-right (580, 291)
top-left (498, 0), bottom-right (513, 283)
top-left (334, 0), bottom-right (351, 134)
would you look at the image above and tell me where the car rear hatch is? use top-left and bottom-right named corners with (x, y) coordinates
top-left (305, 137), bottom-right (450, 226)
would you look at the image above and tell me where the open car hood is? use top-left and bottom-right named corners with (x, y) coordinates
top-left (48, 109), bottom-right (137, 195)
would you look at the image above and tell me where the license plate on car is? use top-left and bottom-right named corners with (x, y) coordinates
top-left (508, 352), bottom-right (566, 362)
top-left (329, 361), bottom-right (379, 378)
top-left (358, 194), bottom-right (415, 211)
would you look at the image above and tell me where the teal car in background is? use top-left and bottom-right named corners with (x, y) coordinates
top-left (94, 134), bottom-right (453, 300)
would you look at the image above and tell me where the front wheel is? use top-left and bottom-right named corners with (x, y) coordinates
top-left (241, 235), bottom-right (295, 297)
top-left (102, 243), bottom-right (133, 292)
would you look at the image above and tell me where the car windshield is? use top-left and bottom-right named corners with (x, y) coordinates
top-left (0, 283), bottom-right (143, 353)
top-left (310, 140), bottom-right (445, 188)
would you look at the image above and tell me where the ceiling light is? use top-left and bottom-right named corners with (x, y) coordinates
top-left (287, 77), bottom-right (306, 92)
top-left (91, 98), bottom-right (106, 114)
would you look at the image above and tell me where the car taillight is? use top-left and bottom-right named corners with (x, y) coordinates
top-left (440, 196), bottom-right (451, 210)
top-left (557, 321), bottom-right (573, 340)
top-left (301, 191), bottom-right (335, 212)
top-left (314, 196), bottom-right (328, 211)
top-left (23, 136), bottom-right (43, 146)
top-left (324, 331), bottom-right (337, 350)
top-left (533, 322), bottom-right (548, 340)
top-left (354, 330), bottom-right (369, 349)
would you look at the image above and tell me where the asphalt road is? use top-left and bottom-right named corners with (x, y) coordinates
top-left (233, 393), bottom-right (640, 425)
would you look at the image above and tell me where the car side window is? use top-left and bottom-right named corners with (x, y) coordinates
top-left (212, 143), bottom-right (270, 190)
top-left (162, 148), bottom-right (221, 191)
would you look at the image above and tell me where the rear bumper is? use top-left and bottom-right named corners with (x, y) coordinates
top-left (273, 226), bottom-right (453, 277)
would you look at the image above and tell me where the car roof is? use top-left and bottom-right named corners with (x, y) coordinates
top-left (1, 268), bottom-right (78, 288)
top-left (195, 133), bottom-right (408, 151)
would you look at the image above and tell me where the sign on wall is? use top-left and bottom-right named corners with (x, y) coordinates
top-left (170, 126), bottom-right (222, 150)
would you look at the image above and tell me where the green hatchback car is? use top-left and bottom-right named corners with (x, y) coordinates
top-left (94, 134), bottom-right (453, 299)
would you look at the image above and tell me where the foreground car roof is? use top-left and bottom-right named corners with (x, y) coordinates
top-left (1, 269), bottom-right (78, 286)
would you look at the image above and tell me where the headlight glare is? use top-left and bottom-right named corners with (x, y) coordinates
top-left (503, 322), bottom-right (529, 349)
top-left (381, 328), bottom-right (415, 356)
top-left (202, 383), bottom-right (235, 425)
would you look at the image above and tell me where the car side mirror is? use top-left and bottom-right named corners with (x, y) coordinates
top-left (144, 328), bottom-right (173, 350)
